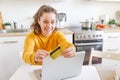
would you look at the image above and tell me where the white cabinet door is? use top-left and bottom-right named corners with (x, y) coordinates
top-left (15, 36), bottom-right (26, 52)
top-left (103, 32), bottom-right (120, 65)
top-left (0, 40), bottom-right (19, 80)
top-left (103, 32), bottom-right (120, 53)
top-left (0, 36), bottom-right (26, 80)
top-left (65, 34), bottom-right (73, 43)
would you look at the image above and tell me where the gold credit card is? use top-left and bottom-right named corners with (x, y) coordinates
top-left (50, 47), bottom-right (61, 60)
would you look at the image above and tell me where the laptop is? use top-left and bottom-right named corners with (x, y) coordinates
top-left (33, 51), bottom-right (85, 80)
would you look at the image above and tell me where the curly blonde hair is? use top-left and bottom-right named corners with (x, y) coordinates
top-left (31, 5), bottom-right (57, 35)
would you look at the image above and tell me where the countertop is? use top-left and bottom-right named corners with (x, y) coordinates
top-left (98, 26), bottom-right (120, 33)
top-left (0, 28), bottom-right (74, 37)
top-left (0, 27), bottom-right (120, 37)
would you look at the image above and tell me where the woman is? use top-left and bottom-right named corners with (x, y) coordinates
top-left (22, 5), bottom-right (75, 65)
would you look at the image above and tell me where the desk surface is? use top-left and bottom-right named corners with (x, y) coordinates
top-left (95, 63), bottom-right (120, 80)
top-left (9, 65), bottom-right (100, 80)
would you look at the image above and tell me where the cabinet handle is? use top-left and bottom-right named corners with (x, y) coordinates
top-left (108, 36), bottom-right (119, 38)
top-left (0, 41), bottom-right (18, 44)
top-left (107, 49), bottom-right (118, 51)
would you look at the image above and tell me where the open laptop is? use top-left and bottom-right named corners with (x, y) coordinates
top-left (33, 51), bottom-right (85, 80)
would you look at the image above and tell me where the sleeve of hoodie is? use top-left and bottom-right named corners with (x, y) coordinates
top-left (57, 31), bottom-right (75, 51)
top-left (22, 33), bottom-right (42, 65)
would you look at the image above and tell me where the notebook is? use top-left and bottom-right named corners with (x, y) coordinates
top-left (33, 51), bottom-right (85, 80)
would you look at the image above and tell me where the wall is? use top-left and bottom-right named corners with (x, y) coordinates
top-left (0, 0), bottom-right (120, 28)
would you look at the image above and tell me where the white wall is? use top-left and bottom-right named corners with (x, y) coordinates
top-left (0, 0), bottom-right (120, 28)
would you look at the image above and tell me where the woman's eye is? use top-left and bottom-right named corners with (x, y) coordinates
top-left (43, 21), bottom-right (48, 24)
top-left (43, 20), bottom-right (56, 24)
top-left (51, 22), bottom-right (55, 24)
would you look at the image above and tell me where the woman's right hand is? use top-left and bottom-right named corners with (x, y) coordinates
top-left (34, 49), bottom-right (50, 63)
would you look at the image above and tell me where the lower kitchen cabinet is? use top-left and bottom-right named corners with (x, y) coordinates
top-left (0, 36), bottom-right (25, 80)
top-left (65, 34), bottom-right (73, 43)
top-left (103, 32), bottom-right (120, 64)
top-left (103, 32), bottom-right (120, 53)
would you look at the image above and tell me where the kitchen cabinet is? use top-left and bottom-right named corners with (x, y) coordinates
top-left (0, 36), bottom-right (25, 80)
top-left (103, 32), bottom-right (120, 64)
top-left (59, 28), bottom-right (73, 43)
top-left (65, 34), bottom-right (73, 43)
top-left (103, 32), bottom-right (120, 53)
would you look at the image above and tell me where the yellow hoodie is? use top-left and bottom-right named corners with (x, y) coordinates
top-left (22, 30), bottom-right (75, 65)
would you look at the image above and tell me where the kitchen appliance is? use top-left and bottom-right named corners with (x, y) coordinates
top-left (81, 21), bottom-right (92, 30)
top-left (57, 13), bottom-right (67, 28)
top-left (74, 30), bottom-right (103, 65)
top-left (80, 19), bottom-right (93, 31)
top-left (68, 26), bottom-right (103, 65)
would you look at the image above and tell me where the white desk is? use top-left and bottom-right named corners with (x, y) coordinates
top-left (9, 65), bottom-right (100, 80)
top-left (95, 63), bottom-right (120, 80)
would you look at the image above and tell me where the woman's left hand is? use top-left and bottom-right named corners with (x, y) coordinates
top-left (61, 47), bottom-right (75, 58)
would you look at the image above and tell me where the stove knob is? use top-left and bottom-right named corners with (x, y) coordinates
top-left (80, 35), bottom-right (83, 38)
top-left (84, 35), bottom-right (86, 38)
top-left (93, 35), bottom-right (95, 37)
top-left (88, 35), bottom-right (90, 38)
top-left (96, 35), bottom-right (98, 37)
top-left (99, 35), bottom-right (102, 37)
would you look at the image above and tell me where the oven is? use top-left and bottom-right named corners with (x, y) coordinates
top-left (73, 31), bottom-right (103, 65)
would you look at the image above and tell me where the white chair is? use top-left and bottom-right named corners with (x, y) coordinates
top-left (89, 48), bottom-right (120, 80)
top-left (89, 48), bottom-right (120, 65)
top-left (115, 68), bottom-right (120, 80)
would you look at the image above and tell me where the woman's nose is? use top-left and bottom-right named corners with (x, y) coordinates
top-left (46, 23), bottom-right (52, 28)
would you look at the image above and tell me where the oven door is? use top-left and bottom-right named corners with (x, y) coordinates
top-left (75, 42), bottom-right (103, 65)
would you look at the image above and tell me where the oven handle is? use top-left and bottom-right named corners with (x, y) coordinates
top-left (75, 42), bottom-right (103, 46)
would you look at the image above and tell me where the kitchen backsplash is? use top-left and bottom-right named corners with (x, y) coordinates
top-left (0, 0), bottom-right (120, 28)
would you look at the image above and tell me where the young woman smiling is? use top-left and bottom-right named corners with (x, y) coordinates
top-left (22, 5), bottom-right (75, 65)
